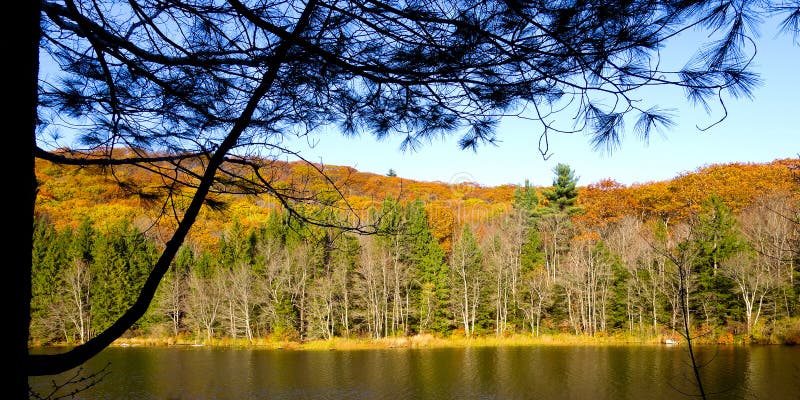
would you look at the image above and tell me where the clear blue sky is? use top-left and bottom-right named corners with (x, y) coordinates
top-left (287, 16), bottom-right (799, 188)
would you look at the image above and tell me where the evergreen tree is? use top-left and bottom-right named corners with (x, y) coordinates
top-left (452, 225), bottom-right (483, 275)
top-left (262, 211), bottom-right (289, 247)
top-left (218, 220), bottom-right (256, 269)
top-left (597, 242), bottom-right (630, 331)
top-left (68, 218), bottom-right (95, 264)
top-left (375, 197), bottom-right (406, 253)
top-left (90, 221), bottom-right (158, 335)
top-left (691, 195), bottom-right (747, 327)
top-left (541, 163), bottom-right (581, 214)
top-left (31, 220), bottom-right (67, 341)
top-left (511, 179), bottom-right (547, 275)
top-left (537, 164), bottom-right (579, 283)
top-left (331, 233), bottom-right (361, 338)
top-left (31, 218), bottom-right (97, 343)
top-left (405, 200), bottom-right (450, 334)
top-left (174, 246), bottom-right (195, 273)
top-left (193, 249), bottom-right (217, 280)
top-left (520, 229), bottom-right (545, 273)
top-left (513, 180), bottom-right (540, 215)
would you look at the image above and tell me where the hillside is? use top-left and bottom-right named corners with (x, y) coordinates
top-left (30, 155), bottom-right (800, 346)
top-left (35, 156), bottom-right (800, 235)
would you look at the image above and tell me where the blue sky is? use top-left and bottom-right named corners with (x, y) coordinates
top-left (287, 16), bottom-right (799, 188)
top-left (39, 12), bottom-right (798, 189)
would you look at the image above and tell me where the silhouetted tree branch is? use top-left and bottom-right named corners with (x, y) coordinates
top-left (28, 363), bottom-right (111, 400)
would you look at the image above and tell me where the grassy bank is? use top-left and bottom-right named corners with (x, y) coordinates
top-left (32, 318), bottom-right (799, 350)
top-left (98, 332), bottom-right (756, 350)
top-left (101, 333), bottom-right (661, 350)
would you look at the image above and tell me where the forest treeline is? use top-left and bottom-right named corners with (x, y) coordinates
top-left (31, 157), bottom-right (800, 345)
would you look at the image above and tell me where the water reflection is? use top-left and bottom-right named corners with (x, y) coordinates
top-left (29, 345), bottom-right (800, 399)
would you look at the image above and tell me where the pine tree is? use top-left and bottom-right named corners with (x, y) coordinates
top-left (537, 164), bottom-right (579, 281)
top-left (541, 163), bottom-right (580, 214)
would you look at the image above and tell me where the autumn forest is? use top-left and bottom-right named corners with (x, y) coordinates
top-left (31, 156), bottom-right (800, 346)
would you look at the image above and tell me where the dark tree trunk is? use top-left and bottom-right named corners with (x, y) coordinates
top-left (16, 1), bottom-right (41, 398)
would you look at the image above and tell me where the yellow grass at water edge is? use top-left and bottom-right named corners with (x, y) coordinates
top-left (102, 333), bottom-right (676, 350)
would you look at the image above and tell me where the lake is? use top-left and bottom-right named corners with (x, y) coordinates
top-left (28, 344), bottom-right (800, 399)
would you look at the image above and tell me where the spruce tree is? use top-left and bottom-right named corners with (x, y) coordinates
top-left (90, 221), bottom-right (158, 335)
top-left (406, 200), bottom-right (450, 334)
top-left (691, 195), bottom-right (746, 326)
top-left (68, 218), bottom-right (95, 264)
top-left (30, 220), bottom-right (67, 341)
top-left (218, 220), bottom-right (256, 269)
top-left (512, 181), bottom-right (545, 273)
top-left (596, 242), bottom-right (630, 331)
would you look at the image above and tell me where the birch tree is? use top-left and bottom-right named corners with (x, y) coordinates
top-left (450, 224), bottom-right (483, 337)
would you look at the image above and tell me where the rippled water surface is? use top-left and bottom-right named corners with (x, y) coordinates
top-left (29, 344), bottom-right (800, 399)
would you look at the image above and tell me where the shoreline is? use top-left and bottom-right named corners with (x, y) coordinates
top-left (33, 332), bottom-right (794, 351)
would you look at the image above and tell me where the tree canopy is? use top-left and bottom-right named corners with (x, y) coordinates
top-left (22, 0), bottom-right (800, 395)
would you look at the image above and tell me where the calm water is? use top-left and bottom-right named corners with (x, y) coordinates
top-left (29, 344), bottom-right (800, 400)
